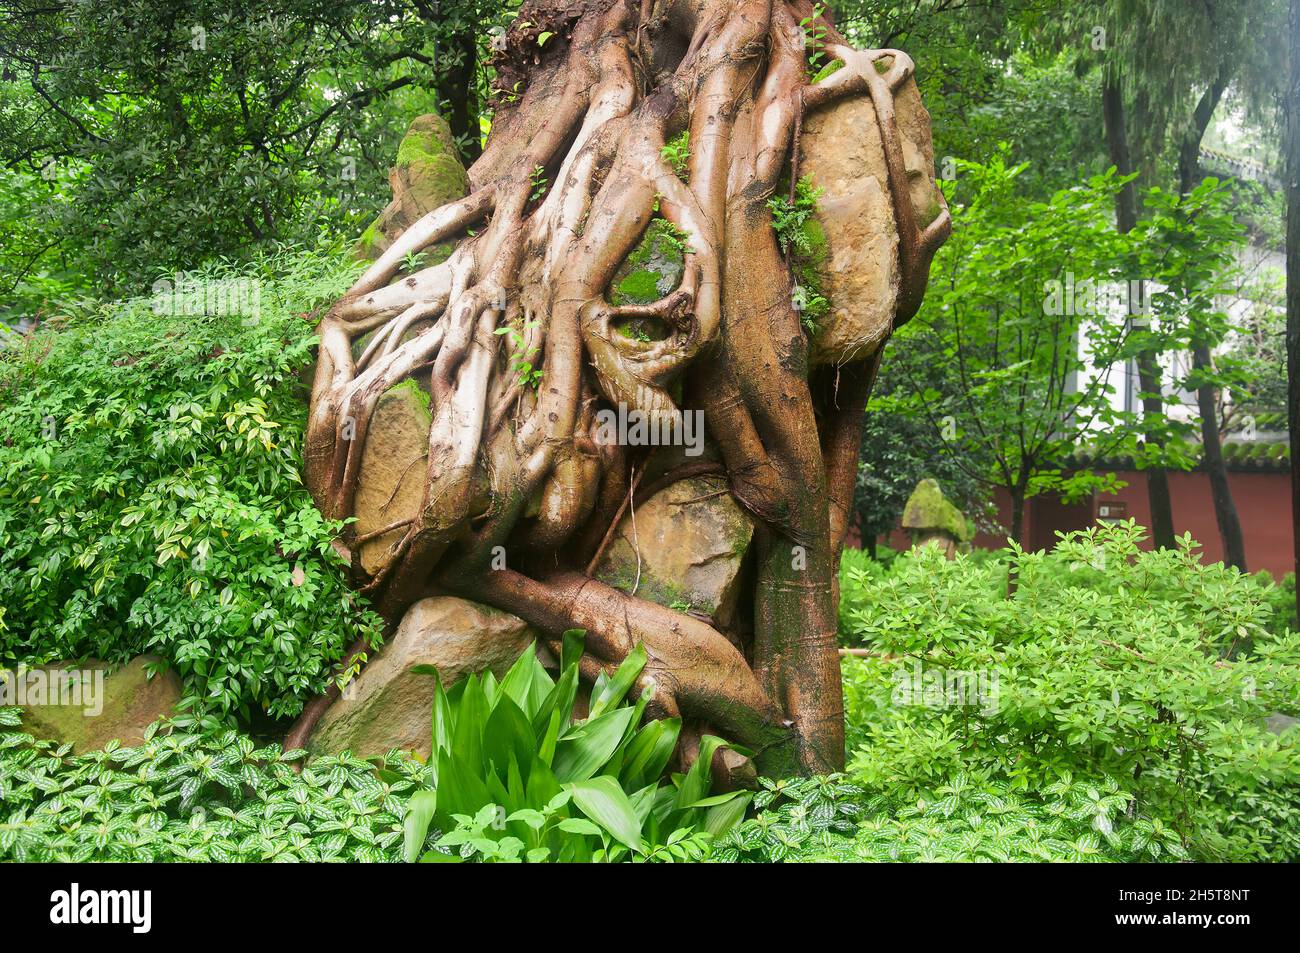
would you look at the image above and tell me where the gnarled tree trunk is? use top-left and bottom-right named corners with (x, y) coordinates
top-left (287, 0), bottom-right (949, 776)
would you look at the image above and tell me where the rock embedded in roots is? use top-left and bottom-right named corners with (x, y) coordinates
top-left (594, 475), bottom-right (755, 632)
top-left (354, 382), bottom-right (432, 574)
top-left (800, 74), bottom-right (943, 365)
top-left (310, 596), bottom-right (538, 760)
top-left (607, 218), bottom-right (687, 311)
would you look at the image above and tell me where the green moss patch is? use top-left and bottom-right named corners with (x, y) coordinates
top-left (608, 218), bottom-right (688, 306)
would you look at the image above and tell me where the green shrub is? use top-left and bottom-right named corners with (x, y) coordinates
top-left (716, 773), bottom-right (1186, 862)
top-left (837, 521), bottom-right (1300, 861)
top-left (403, 632), bottom-right (749, 863)
top-left (0, 248), bottom-right (384, 720)
top-left (0, 707), bottom-right (423, 862)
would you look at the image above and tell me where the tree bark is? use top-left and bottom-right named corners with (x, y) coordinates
top-left (1009, 487), bottom-right (1026, 550)
top-left (286, 0), bottom-right (950, 775)
top-left (1193, 343), bottom-right (1246, 570)
top-left (1103, 74), bottom-right (1176, 549)
top-left (1005, 481), bottom-right (1027, 596)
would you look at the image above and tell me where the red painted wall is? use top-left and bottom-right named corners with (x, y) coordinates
top-left (1092, 470), bottom-right (1294, 578)
top-left (878, 470), bottom-right (1295, 578)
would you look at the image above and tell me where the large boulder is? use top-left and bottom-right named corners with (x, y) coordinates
top-left (799, 62), bottom-right (943, 365)
top-left (311, 596), bottom-right (537, 760)
top-left (353, 381), bottom-right (432, 575)
top-left (353, 114), bottom-right (471, 262)
top-left (593, 474), bottom-right (754, 631)
top-left (7, 654), bottom-right (180, 753)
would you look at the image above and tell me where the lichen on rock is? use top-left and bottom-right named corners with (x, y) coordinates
top-left (902, 478), bottom-right (973, 543)
top-left (353, 381), bottom-right (432, 574)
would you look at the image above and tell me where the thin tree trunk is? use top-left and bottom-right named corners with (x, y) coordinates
top-left (1009, 488), bottom-right (1027, 549)
top-left (1180, 68), bottom-right (1244, 570)
top-left (1193, 344), bottom-right (1246, 570)
top-left (1103, 74), bottom-right (1176, 549)
top-left (417, 0), bottom-right (481, 163)
top-left (1006, 484), bottom-right (1026, 596)
top-left (1287, 0), bottom-right (1300, 621)
top-left (1103, 76), bottom-right (1138, 234)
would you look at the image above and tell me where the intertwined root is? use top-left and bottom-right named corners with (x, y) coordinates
top-left (293, 0), bottom-right (950, 775)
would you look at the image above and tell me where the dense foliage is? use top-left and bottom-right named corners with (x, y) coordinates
top-left (716, 773), bottom-right (1186, 862)
top-left (836, 522), bottom-right (1300, 861)
top-left (0, 0), bottom-right (499, 308)
top-left (0, 707), bottom-right (424, 862)
top-left (0, 249), bottom-right (384, 720)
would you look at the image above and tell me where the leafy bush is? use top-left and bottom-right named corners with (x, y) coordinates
top-left (0, 707), bottom-right (423, 862)
top-left (837, 521), bottom-right (1300, 860)
top-left (717, 773), bottom-right (1186, 862)
top-left (0, 248), bottom-right (384, 720)
top-left (403, 632), bottom-right (749, 863)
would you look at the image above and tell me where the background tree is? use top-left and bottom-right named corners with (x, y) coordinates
top-left (0, 0), bottom-right (498, 298)
top-left (1041, 0), bottom-right (1288, 557)
top-left (1139, 180), bottom-right (1251, 569)
top-left (891, 154), bottom-right (1140, 548)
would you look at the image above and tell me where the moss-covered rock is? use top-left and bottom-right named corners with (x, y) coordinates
top-left (902, 478), bottom-right (972, 543)
top-left (11, 655), bottom-right (181, 754)
top-left (608, 219), bottom-right (687, 309)
top-left (353, 114), bottom-right (471, 262)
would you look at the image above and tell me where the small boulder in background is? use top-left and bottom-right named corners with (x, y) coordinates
top-left (901, 478), bottom-right (973, 557)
